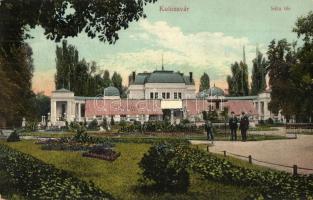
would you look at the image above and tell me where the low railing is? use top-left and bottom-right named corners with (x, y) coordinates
top-left (205, 147), bottom-right (313, 175)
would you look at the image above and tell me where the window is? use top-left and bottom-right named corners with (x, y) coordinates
top-left (178, 92), bottom-right (182, 99)
top-left (155, 92), bottom-right (158, 99)
top-left (167, 92), bottom-right (170, 99)
top-left (162, 92), bottom-right (166, 99)
top-left (174, 92), bottom-right (178, 99)
top-left (150, 92), bottom-right (154, 99)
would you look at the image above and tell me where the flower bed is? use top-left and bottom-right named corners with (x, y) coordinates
top-left (82, 150), bottom-right (121, 161)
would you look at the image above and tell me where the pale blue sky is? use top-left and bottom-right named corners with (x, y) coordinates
top-left (28, 0), bottom-right (313, 94)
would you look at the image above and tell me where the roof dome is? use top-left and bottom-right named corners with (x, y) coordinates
top-left (198, 86), bottom-right (225, 98)
top-left (104, 86), bottom-right (120, 96)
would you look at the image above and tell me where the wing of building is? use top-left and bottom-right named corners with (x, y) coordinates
top-left (49, 69), bottom-right (285, 127)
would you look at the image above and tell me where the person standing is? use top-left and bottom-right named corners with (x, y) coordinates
top-left (239, 112), bottom-right (249, 142)
top-left (229, 111), bottom-right (238, 141)
top-left (205, 120), bottom-right (214, 144)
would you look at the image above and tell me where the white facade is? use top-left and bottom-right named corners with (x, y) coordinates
top-left (128, 70), bottom-right (196, 100)
top-left (253, 91), bottom-right (285, 122)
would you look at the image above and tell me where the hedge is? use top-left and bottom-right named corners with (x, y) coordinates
top-left (0, 144), bottom-right (114, 200)
top-left (174, 144), bottom-right (313, 199)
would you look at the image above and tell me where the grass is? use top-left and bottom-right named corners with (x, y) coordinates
top-left (0, 140), bottom-right (256, 200)
top-left (21, 130), bottom-right (289, 142)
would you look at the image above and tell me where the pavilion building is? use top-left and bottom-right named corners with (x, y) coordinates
top-left (49, 69), bottom-right (284, 126)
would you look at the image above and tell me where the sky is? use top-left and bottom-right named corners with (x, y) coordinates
top-left (28, 0), bottom-right (313, 95)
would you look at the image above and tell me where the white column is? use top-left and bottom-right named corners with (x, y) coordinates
top-left (264, 101), bottom-right (269, 119)
top-left (78, 103), bottom-right (81, 122)
top-left (66, 101), bottom-right (71, 122)
top-left (170, 109), bottom-right (174, 125)
top-left (258, 101), bottom-right (261, 120)
top-left (51, 100), bottom-right (57, 124)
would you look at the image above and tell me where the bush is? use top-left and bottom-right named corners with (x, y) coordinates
top-left (101, 118), bottom-right (108, 130)
top-left (0, 144), bottom-right (114, 200)
top-left (7, 130), bottom-right (20, 142)
top-left (174, 144), bottom-right (313, 199)
top-left (266, 118), bottom-right (274, 124)
top-left (25, 120), bottom-right (38, 132)
top-left (88, 119), bottom-right (99, 130)
top-left (110, 116), bottom-right (115, 126)
top-left (73, 127), bottom-right (92, 143)
top-left (139, 142), bottom-right (190, 192)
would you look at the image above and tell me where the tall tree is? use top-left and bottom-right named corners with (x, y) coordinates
top-left (111, 72), bottom-right (123, 94)
top-left (103, 70), bottom-right (111, 88)
top-left (55, 40), bottom-right (79, 90)
top-left (251, 50), bottom-right (267, 95)
top-left (199, 73), bottom-right (210, 92)
top-left (227, 61), bottom-right (249, 96)
top-left (267, 39), bottom-right (298, 121)
top-left (0, 0), bottom-right (156, 126)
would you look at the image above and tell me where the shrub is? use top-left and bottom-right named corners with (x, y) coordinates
top-left (174, 144), bottom-right (313, 199)
top-left (25, 120), bottom-right (38, 132)
top-left (110, 116), bottom-right (115, 126)
top-left (73, 126), bottom-right (92, 143)
top-left (7, 130), bottom-right (20, 142)
top-left (266, 118), bottom-right (274, 124)
top-left (88, 119), bottom-right (99, 130)
top-left (68, 121), bottom-right (81, 132)
top-left (139, 142), bottom-right (190, 192)
top-left (0, 144), bottom-right (114, 200)
top-left (101, 118), bottom-right (108, 130)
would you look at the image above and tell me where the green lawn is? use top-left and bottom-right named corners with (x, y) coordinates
top-left (21, 131), bottom-right (288, 142)
top-left (1, 140), bottom-right (256, 200)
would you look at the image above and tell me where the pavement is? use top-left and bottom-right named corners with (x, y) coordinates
top-left (191, 134), bottom-right (313, 174)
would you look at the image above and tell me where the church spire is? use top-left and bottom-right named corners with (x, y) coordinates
top-left (161, 53), bottom-right (164, 71)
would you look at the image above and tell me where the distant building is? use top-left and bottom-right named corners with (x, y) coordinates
top-left (49, 69), bottom-right (284, 126)
top-left (128, 70), bottom-right (196, 99)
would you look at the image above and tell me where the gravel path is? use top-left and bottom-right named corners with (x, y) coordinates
top-left (191, 134), bottom-right (313, 174)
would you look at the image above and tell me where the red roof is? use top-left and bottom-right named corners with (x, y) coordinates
top-left (85, 99), bottom-right (163, 117)
top-left (182, 100), bottom-right (209, 115)
top-left (224, 100), bottom-right (257, 116)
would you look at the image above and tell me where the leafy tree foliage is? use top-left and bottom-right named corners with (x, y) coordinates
top-left (55, 40), bottom-right (125, 97)
top-left (0, 0), bottom-right (156, 126)
top-left (199, 72), bottom-right (210, 92)
top-left (251, 50), bottom-right (267, 95)
top-left (227, 61), bottom-right (249, 96)
top-left (266, 39), bottom-right (298, 121)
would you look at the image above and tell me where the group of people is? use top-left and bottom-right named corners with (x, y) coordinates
top-left (204, 111), bottom-right (250, 144)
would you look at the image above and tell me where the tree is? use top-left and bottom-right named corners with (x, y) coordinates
top-left (55, 40), bottom-right (79, 90)
top-left (103, 70), bottom-right (111, 88)
top-left (292, 11), bottom-right (313, 121)
top-left (199, 73), bottom-right (210, 92)
top-left (227, 61), bottom-right (249, 96)
top-left (251, 50), bottom-right (267, 95)
top-left (32, 92), bottom-right (51, 121)
top-left (0, 0), bottom-right (157, 126)
top-left (267, 39), bottom-right (299, 121)
top-left (111, 72), bottom-right (123, 94)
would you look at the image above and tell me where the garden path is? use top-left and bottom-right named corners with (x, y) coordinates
top-left (191, 134), bottom-right (313, 174)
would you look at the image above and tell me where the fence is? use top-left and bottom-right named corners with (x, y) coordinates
top-left (285, 123), bottom-right (313, 136)
top-left (205, 146), bottom-right (313, 175)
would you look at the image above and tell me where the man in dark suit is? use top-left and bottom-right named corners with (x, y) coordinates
top-left (239, 112), bottom-right (249, 142)
top-left (229, 111), bottom-right (238, 141)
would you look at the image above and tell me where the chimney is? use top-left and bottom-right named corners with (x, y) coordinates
top-left (189, 72), bottom-right (193, 83)
top-left (132, 71), bottom-right (136, 81)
